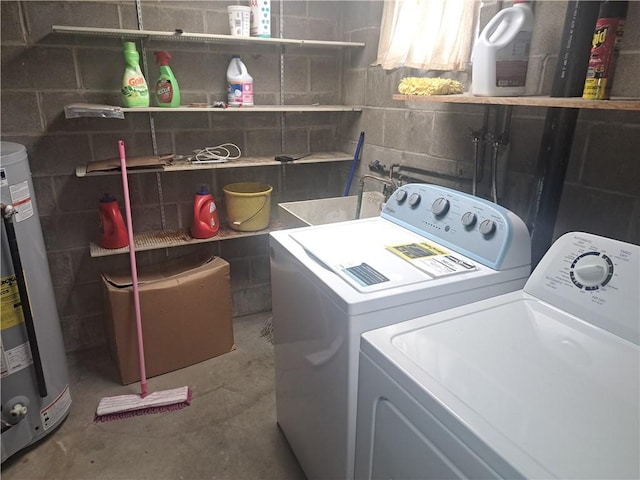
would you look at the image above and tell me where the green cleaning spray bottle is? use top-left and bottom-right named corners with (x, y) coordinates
top-left (154, 51), bottom-right (181, 107)
top-left (121, 42), bottom-right (149, 107)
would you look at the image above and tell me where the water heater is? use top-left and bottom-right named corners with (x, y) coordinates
top-left (1, 142), bottom-right (71, 462)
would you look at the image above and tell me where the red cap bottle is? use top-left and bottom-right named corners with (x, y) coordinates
top-left (99, 193), bottom-right (128, 249)
top-left (190, 185), bottom-right (220, 239)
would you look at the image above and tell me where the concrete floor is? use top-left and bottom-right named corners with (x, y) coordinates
top-left (1, 313), bottom-right (306, 480)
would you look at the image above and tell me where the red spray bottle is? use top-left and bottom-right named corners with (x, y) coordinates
top-left (99, 193), bottom-right (128, 249)
top-left (190, 185), bottom-right (220, 239)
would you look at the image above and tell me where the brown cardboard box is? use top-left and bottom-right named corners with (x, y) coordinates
top-left (101, 255), bottom-right (234, 385)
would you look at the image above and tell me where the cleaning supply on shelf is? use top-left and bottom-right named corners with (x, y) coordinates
top-left (582, 1), bottom-right (629, 100)
top-left (398, 77), bottom-right (465, 96)
top-left (471, 0), bottom-right (534, 96)
top-left (154, 51), bottom-right (181, 107)
top-left (227, 56), bottom-right (254, 107)
top-left (190, 185), bottom-right (220, 239)
top-left (121, 42), bottom-right (149, 107)
top-left (99, 193), bottom-right (128, 249)
top-left (250, 0), bottom-right (271, 38)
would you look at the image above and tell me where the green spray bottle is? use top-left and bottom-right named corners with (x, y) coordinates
top-left (154, 51), bottom-right (181, 107)
top-left (121, 42), bottom-right (149, 107)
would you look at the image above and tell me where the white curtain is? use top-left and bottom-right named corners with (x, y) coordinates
top-left (376, 0), bottom-right (480, 71)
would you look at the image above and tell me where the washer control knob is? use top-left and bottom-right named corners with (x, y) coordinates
top-left (431, 197), bottom-right (449, 216)
top-left (479, 219), bottom-right (496, 236)
top-left (570, 253), bottom-right (614, 289)
top-left (461, 212), bottom-right (477, 228)
top-left (408, 193), bottom-right (421, 208)
top-left (395, 190), bottom-right (408, 204)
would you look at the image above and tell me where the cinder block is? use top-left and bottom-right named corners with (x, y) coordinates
top-left (1, 92), bottom-right (41, 133)
top-left (2, 46), bottom-right (76, 90)
top-left (1, 2), bottom-right (24, 43)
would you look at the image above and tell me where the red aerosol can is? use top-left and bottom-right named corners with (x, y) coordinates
top-left (190, 184), bottom-right (219, 239)
top-left (99, 193), bottom-right (128, 249)
top-left (582, 1), bottom-right (628, 100)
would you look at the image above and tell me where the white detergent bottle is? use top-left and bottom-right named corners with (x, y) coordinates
top-left (227, 55), bottom-right (254, 107)
top-left (471, 0), bottom-right (534, 96)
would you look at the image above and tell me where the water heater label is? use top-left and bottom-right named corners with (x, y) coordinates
top-left (41, 384), bottom-right (72, 430)
top-left (0, 339), bottom-right (33, 378)
top-left (1, 275), bottom-right (25, 330)
top-left (9, 180), bottom-right (34, 222)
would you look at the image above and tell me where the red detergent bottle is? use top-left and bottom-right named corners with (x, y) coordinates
top-left (190, 184), bottom-right (220, 239)
top-left (99, 193), bottom-right (128, 249)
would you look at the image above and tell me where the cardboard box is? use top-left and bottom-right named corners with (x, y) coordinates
top-left (102, 255), bottom-right (234, 385)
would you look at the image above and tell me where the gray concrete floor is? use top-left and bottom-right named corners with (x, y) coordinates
top-left (1, 312), bottom-right (306, 480)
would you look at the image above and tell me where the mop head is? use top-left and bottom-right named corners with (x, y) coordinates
top-left (260, 314), bottom-right (274, 344)
top-left (94, 386), bottom-right (192, 422)
top-left (398, 77), bottom-right (465, 96)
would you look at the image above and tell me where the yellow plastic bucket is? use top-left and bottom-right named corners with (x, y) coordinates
top-left (223, 182), bottom-right (273, 231)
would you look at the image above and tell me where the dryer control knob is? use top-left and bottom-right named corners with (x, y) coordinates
top-left (431, 197), bottom-right (449, 216)
top-left (408, 193), bottom-right (421, 208)
top-left (479, 219), bottom-right (496, 236)
top-left (395, 190), bottom-right (407, 204)
top-left (461, 212), bottom-right (477, 228)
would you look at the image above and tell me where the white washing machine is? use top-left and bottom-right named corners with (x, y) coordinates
top-left (270, 183), bottom-right (531, 480)
top-left (355, 232), bottom-right (639, 480)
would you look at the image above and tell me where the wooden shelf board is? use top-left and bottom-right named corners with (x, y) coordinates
top-left (63, 103), bottom-right (362, 119)
top-left (393, 94), bottom-right (640, 111)
top-left (90, 221), bottom-right (285, 257)
top-left (76, 152), bottom-right (353, 177)
top-left (52, 25), bottom-right (365, 48)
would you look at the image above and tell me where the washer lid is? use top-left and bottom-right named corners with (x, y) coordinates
top-left (381, 297), bottom-right (639, 479)
top-left (289, 218), bottom-right (478, 293)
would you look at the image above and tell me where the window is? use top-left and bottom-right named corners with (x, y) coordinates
top-left (376, 0), bottom-right (480, 71)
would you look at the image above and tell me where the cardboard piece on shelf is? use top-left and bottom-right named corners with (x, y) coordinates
top-left (86, 154), bottom-right (174, 173)
top-left (101, 254), bottom-right (235, 385)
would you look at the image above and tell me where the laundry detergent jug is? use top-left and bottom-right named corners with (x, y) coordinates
top-left (190, 185), bottom-right (220, 239)
top-left (99, 193), bottom-right (128, 249)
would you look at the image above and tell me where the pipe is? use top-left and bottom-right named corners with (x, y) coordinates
top-left (528, 1), bottom-right (600, 267)
top-left (355, 174), bottom-right (397, 219)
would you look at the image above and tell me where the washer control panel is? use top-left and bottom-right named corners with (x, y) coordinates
top-left (525, 232), bottom-right (639, 345)
top-left (381, 183), bottom-right (530, 270)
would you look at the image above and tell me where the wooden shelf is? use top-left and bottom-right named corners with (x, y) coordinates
top-left (393, 94), bottom-right (640, 111)
top-left (90, 221), bottom-right (284, 257)
top-left (76, 151), bottom-right (353, 177)
top-left (51, 25), bottom-right (365, 48)
top-left (64, 103), bottom-right (362, 119)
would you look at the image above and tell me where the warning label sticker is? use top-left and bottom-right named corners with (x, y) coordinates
top-left (41, 384), bottom-right (72, 430)
top-left (1, 275), bottom-right (25, 331)
top-left (9, 180), bottom-right (34, 222)
top-left (0, 338), bottom-right (33, 378)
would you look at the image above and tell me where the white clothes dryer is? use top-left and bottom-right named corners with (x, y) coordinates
top-left (355, 232), bottom-right (639, 479)
top-left (270, 183), bottom-right (531, 480)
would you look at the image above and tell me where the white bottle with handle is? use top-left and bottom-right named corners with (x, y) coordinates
top-left (471, 0), bottom-right (534, 97)
top-left (227, 56), bottom-right (254, 107)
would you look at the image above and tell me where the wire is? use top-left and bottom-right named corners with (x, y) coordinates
top-left (191, 143), bottom-right (242, 163)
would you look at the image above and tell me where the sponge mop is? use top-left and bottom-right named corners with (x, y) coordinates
top-left (398, 77), bottom-right (464, 96)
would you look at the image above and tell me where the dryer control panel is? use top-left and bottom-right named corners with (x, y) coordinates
top-left (381, 183), bottom-right (530, 271)
top-left (525, 232), bottom-right (639, 345)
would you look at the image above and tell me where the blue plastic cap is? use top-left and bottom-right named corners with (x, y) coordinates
top-left (197, 184), bottom-right (210, 195)
top-left (100, 193), bottom-right (116, 203)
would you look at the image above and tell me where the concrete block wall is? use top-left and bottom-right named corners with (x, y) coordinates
top-left (341, 0), bottom-right (640, 244)
top-left (1, 0), bottom-right (355, 352)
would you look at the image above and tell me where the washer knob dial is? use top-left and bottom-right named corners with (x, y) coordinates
top-left (570, 252), bottom-right (614, 290)
top-left (431, 197), bottom-right (449, 216)
top-left (479, 219), bottom-right (496, 236)
top-left (461, 212), bottom-right (477, 228)
top-left (395, 190), bottom-right (407, 204)
top-left (408, 193), bottom-right (421, 208)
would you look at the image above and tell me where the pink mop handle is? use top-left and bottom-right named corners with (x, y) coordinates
top-left (118, 140), bottom-right (148, 398)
